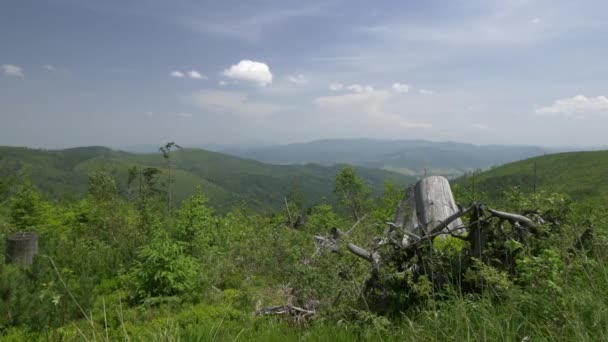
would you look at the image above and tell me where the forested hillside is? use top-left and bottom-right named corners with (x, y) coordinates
top-left (0, 146), bottom-right (414, 212)
top-left (1, 149), bottom-right (608, 340)
top-left (456, 150), bottom-right (608, 202)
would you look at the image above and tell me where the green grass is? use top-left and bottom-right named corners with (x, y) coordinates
top-left (457, 150), bottom-right (608, 201)
top-left (0, 146), bottom-right (415, 212)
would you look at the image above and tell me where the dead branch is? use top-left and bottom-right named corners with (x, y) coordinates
top-left (428, 205), bottom-right (476, 235)
top-left (255, 304), bottom-right (316, 319)
top-left (347, 243), bottom-right (381, 266)
top-left (346, 214), bottom-right (368, 235)
top-left (284, 197), bottom-right (294, 227)
top-left (487, 208), bottom-right (537, 228)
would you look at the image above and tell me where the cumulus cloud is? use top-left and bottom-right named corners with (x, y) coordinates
top-left (535, 95), bottom-right (608, 117)
top-left (313, 90), bottom-right (430, 129)
top-left (170, 70), bottom-right (207, 79)
top-left (329, 83), bottom-right (344, 91)
top-left (472, 123), bottom-right (489, 130)
top-left (44, 65), bottom-right (57, 71)
top-left (392, 83), bottom-right (410, 93)
top-left (189, 90), bottom-right (284, 118)
top-left (531, 17), bottom-right (541, 24)
top-left (419, 89), bottom-right (434, 95)
top-left (187, 70), bottom-right (207, 79)
top-left (2, 64), bottom-right (24, 77)
top-left (346, 84), bottom-right (374, 93)
top-left (314, 91), bottom-right (385, 107)
top-left (287, 74), bottom-right (308, 85)
top-left (223, 60), bottom-right (272, 86)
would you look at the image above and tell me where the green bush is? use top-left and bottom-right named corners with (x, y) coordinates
top-left (124, 231), bottom-right (200, 304)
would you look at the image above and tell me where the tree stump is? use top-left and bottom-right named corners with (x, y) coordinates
top-left (6, 232), bottom-right (39, 266)
top-left (394, 176), bottom-right (463, 238)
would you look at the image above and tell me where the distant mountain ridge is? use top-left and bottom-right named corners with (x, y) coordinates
top-left (220, 139), bottom-right (554, 177)
top-left (0, 145), bottom-right (414, 212)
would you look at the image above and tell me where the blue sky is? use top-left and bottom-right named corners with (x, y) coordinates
top-left (1, 0), bottom-right (608, 148)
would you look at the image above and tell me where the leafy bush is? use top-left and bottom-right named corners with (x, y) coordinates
top-left (124, 231), bottom-right (199, 304)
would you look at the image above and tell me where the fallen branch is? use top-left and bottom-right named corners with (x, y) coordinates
top-left (284, 197), bottom-right (294, 228)
top-left (347, 243), bottom-right (381, 266)
top-left (255, 304), bottom-right (315, 318)
top-left (346, 214), bottom-right (368, 234)
top-left (313, 235), bottom-right (341, 253)
top-left (487, 208), bottom-right (537, 228)
top-left (428, 205), bottom-right (476, 235)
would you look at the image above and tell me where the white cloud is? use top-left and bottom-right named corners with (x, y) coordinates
top-left (174, 112), bottom-right (193, 118)
top-left (187, 70), bottom-right (207, 79)
top-left (2, 64), bottom-right (24, 77)
top-left (531, 17), bottom-right (541, 25)
top-left (419, 89), bottom-right (434, 95)
top-left (392, 83), bottom-right (410, 93)
top-left (218, 80), bottom-right (226, 86)
top-left (329, 82), bottom-right (344, 91)
top-left (472, 123), bottom-right (489, 130)
top-left (346, 84), bottom-right (374, 93)
top-left (223, 60), bottom-right (272, 86)
top-left (44, 65), bottom-right (57, 71)
top-left (535, 95), bottom-right (608, 117)
top-left (287, 74), bottom-right (308, 85)
top-left (314, 91), bottom-right (385, 107)
top-left (313, 90), bottom-right (430, 129)
top-left (170, 71), bottom-right (185, 78)
top-left (189, 90), bottom-right (284, 118)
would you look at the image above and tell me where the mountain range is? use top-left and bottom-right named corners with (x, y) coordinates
top-left (218, 139), bottom-right (555, 177)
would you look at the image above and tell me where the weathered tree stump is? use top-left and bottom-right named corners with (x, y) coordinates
top-left (405, 176), bottom-right (462, 234)
top-left (6, 232), bottom-right (39, 266)
top-left (394, 176), bottom-right (463, 240)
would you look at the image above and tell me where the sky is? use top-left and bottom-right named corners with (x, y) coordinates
top-left (1, 0), bottom-right (608, 149)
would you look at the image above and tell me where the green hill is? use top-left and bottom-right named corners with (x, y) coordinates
top-left (0, 146), bottom-right (415, 211)
top-left (457, 150), bottom-right (608, 201)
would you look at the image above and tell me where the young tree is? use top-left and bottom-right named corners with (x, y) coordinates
top-left (334, 166), bottom-right (371, 220)
top-left (173, 189), bottom-right (213, 255)
top-left (159, 142), bottom-right (182, 216)
top-left (87, 170), bottom-right (118, 202)
top-left (9, 180), bottom-right (45, 230)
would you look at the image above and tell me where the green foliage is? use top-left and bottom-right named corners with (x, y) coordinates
top-left (371, 182), bottom-right (404, 223)
top-left (306, 203), bottom-right (342, 233)
top-left (9, 180), bottom-right (46, 230)
top-left (2, 148), bottom-right (608, 341)
top-left (433, 235), bottom-right (467, 256)
top-left (334, 166), bottom-right (371, 219)
top-left (0, 145), bottom-right (413, 213)
top-left (124, 231), bottom-right (199, 303)
top-left (87, 170), bottom-right (118, 201)
top-left (172, 189), bottom-right (215, 257)
top-left (455, 150), bottom-right (608, 202)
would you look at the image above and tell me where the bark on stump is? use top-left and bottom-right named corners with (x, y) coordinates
top-left (6, 232), bottom-right (39, 267)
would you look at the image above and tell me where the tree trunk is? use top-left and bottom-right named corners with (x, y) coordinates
top-left (404, 176), bottom-right (463, 237)
top-left (6, 232), bottom-right (39, 267)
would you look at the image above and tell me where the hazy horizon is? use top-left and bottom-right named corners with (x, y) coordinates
top-left (2, 0), bottom-right (608, 148)
top-left (1, 136), bottom-right (604, 153)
